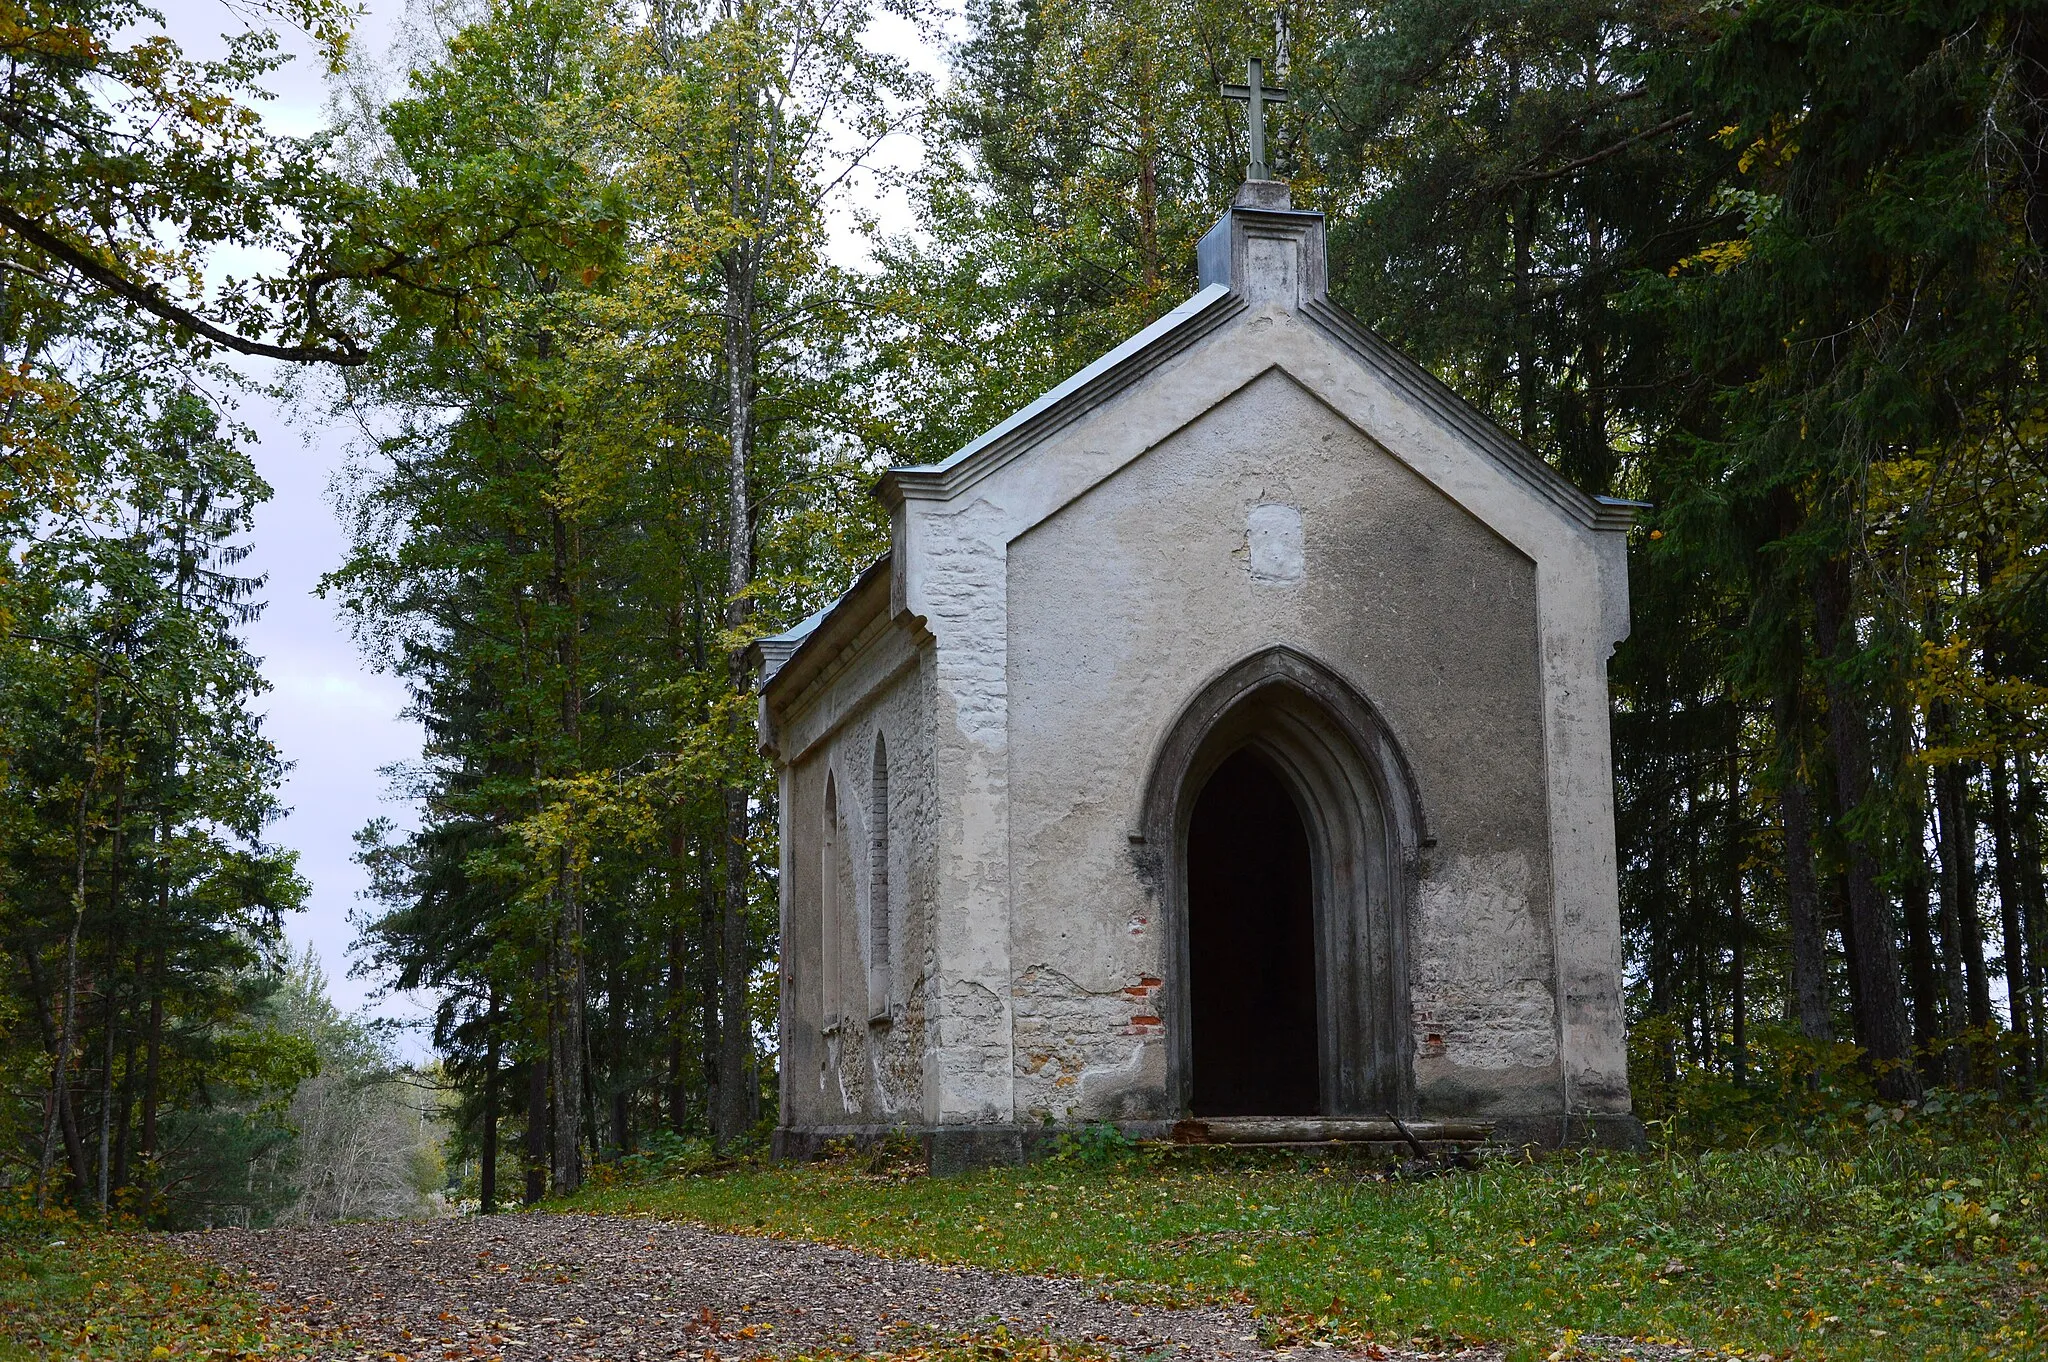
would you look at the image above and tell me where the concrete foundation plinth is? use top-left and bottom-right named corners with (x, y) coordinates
top-left (772, 1113), bottom-right (1643, 1172)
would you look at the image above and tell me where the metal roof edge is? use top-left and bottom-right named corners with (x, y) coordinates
top-left (876, 284), bottom-right (1243, 507)
top-left (756, 553), bottom-right (893, 697)
top-left (1593, 495), bottom-right (1651, 531)
top-left (1300, 298), bottom-right (1627, 534)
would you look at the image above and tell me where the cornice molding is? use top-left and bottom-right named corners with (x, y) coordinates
top-left (1301, 297), bottom-right (1643, 534)
top-left (876, 286), bottom-right (1246, 508)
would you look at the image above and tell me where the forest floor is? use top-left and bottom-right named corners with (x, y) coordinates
top-left (182, 1212), bottom-right (1512, 1361)
top-left (0, 1202), bottom-right (323, 1360)
top-left (560, 1135), bottom-right (2042, 1362)
top-left (4, 1123), bottom-right (2041, 1361)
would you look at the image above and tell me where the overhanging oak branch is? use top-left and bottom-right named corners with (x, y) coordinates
top-left (0, 202), bottom-right (370, 365)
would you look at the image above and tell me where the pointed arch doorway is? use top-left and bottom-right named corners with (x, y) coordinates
top-left (1187, 747), bottom-right (1319, 1114)
top-left (1140, 648), bottom-right (1425, 1119)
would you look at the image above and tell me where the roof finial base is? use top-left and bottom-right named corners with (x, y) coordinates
top-left (1233, 180), bottom-right (1293, 211)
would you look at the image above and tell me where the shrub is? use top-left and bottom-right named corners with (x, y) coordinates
top-left (1049, 1122), bottom-right (1138, 1169)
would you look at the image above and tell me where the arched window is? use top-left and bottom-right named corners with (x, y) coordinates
top-left (868, 734), bottom-right (891, 1018)
top-left (822, 772), bottom-right (840, 1029)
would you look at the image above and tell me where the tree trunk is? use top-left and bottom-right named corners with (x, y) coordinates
top-left (1731, 898), bottom-right (1747, 1085)
top-left (717, 753), bottom-right (753, 1145)
top-left (1646, 913), bottom-right (1675, 1085)
top-left (45, 757), bottom-right (98, 1205)
top-left (96, 986), bottom-right (117, 1214)
top-left (525, 961), bottom-right (549, 1204)
top-left (140, 946), bottom-right (163, 1172)
top-left (111, 1024), bottom-right (135, 1195)
top-left (1722, 728), bottom-right (1744, 1084)
top-left (1943, 569), bottom-right (1991, 1037)
top-left (1135, 36), bottom-right (1159, 289)
top-left (2022, 757), bottom-right (2048, 1071)
top-left (144, 642), bottom-right (177, 1198)
top-left (609, 958), bottom-right (632, 1155)
top-left (95, 783), bottom-right (127, 1215)
top-left (1991, 752), bottom-right (2032, 1077)
top-left (581, 1030), bottom-right (603, 1165)
top-left (1774, 693), bottom-right (1832, 1041)
top-left (667, 830), bottom-right (690, 1135)
top-left (1902, 843), bottom-right (1942, 1082)
top-left (1833, 872), bottom-right (1863, 1022)
top-left (1505, 51), bottom-right (1538, 446)
top-left (1960, 789), bottom-right (1994, 1034)
top-left (1580, 186), bottom-right (1613, 491)
top-left (1811, 557), bottom-right (1918, 1100)
top-left (481, 991), bottom-right (500, 1215)
top-left (696, 833), bottom-right (723, 1135)
top-left (24, 947), bottom-right (83, 1209)
top-left (550, 860), bottom-right (586, 1193)
top-left (1990, 749), bottom-right (2039, 1081)
top-left (664, 591), bottom-right (700, 1137)
top-left (1694, 951), bottom-right (1711, 1068)
top-left (1886, 686), bottom-right (1939, 1073)
top-left (547, 502), bottom-right (586, 1196)
top-left (716, 242), bottom-right (759, 1148)
top-left (1513, 187), bottom-right (1538, 445)
top-left (1933, 737), bottom-right (1980, 1047)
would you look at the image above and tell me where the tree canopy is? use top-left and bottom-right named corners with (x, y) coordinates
top-left (8, 0), bottom-right (2048, 1213)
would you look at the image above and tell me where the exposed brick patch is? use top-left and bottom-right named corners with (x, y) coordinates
top-left (1122, 975), bottom-right (1166, 1036)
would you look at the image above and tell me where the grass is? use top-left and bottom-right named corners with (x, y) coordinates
top-left (5, 1104), bottom-right (2039, 1361)
top-left (566, 1115), bottom-right (2048, 1362)
top-left (0, 1203), bottom-right (321, 1361)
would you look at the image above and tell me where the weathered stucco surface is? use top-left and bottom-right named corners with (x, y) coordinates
top-left (775, 614), bottom-right (940, 1132)
top-left (761, 182), bottom-right (1635, 1152)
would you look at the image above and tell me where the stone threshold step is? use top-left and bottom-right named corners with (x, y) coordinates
top-left (1170, 1117), bottom-right (1493, 1146)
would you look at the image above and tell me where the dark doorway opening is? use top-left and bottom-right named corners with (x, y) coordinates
top-left (1187, 748), bottom-right (1320, 1115)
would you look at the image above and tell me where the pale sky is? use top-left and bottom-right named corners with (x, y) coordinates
top-left (154, 0), bottom-right (946, 1047)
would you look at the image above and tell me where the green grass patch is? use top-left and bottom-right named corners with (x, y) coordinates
top-left (567, 1118), bottom-right (2048, 1361)
top-left (0, 1203), bottom-right (319, 1361)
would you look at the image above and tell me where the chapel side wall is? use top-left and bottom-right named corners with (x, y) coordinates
top-left (779, 743), bottom-right (825, 1131)
top-left (776, 640), bottom-right (937, 1133)
top-left (1004, 368), bottom-right (1562, 1123)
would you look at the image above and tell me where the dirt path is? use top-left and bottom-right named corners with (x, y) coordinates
top-left (183, 1213), bottom-right (1490, 1361)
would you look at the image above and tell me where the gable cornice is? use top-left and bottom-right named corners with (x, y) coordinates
top-left (876, 285), bottom-right (1247, 508)
top-left (869, 182), bottom-right (1643, 536)
top-left (754, 552), bottom-right (894, 704)
top-left (1301, 298), bottom-right (1643, 534)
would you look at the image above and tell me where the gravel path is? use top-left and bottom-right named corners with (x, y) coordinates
top-left (183, 1213), bottom-right (1492, 1361)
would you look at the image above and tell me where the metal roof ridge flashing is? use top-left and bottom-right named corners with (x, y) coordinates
top-left (876, 283), bottom-right (1240, 504)
top-left (761, 602), bottom-right (832, 647)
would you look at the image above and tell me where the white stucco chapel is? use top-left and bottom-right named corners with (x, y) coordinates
top-left (755, 177), bottom-right (1643, 1169)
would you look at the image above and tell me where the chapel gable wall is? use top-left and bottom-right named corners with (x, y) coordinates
top-left (1003, 367), bottom-right (1561, 1123)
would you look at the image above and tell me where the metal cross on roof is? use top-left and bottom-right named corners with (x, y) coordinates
top-left (1220, 58), bottom-right (1290, 182)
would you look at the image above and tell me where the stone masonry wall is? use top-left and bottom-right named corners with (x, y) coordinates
top-left (779, 635), bottom-right (937, 1131)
